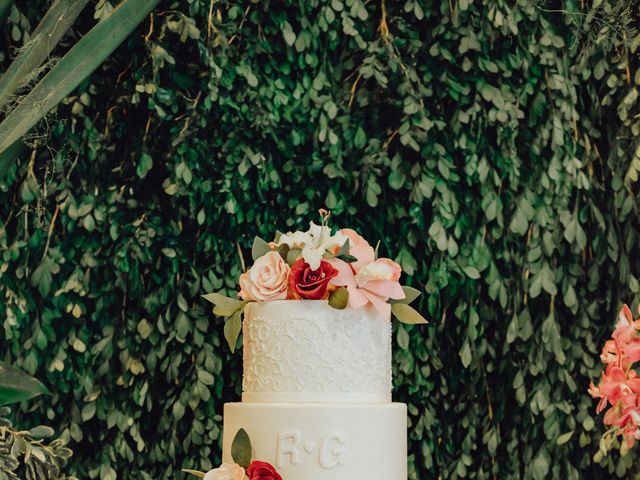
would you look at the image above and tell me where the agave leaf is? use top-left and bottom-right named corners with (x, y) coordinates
top-left (0, 0), bottom-right (161, 156)
top-left (0, 363), bottom-right (51, 407)
top-left (0, 0), bottom-right (14, 26)
top-left (0, 0), bottom-right (91, 111)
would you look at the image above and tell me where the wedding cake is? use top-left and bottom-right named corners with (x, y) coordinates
top-left (200, 215), bottom-right (427, 480)
top-left (222, 300), bottom-right (407, 479)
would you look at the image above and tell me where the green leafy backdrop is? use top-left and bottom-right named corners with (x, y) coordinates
top-left (2, 0), bottom-right (640, 478)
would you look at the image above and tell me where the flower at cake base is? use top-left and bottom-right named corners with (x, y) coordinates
top-left (247, 461), bottom-right (282, 480)
top-left (276, 222), bottom-right (347, 270)
top-left (329, 257), bottom-right (405, 318)
top-left (288, 258), bottom-right (337, 300)
top-left (239, 251), bottom-right (291, 301)
top-left (203, 463), bottom-right (246, 480)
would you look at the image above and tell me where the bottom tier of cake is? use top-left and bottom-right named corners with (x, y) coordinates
top-left (222, 402), bottom-right (407, 480)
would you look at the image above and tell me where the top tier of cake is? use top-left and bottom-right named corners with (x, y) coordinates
top-left (242, 300), bottom-right (392, 403)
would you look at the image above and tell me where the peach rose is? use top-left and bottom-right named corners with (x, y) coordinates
top-left (338, 228), bottom-right (375, 271)
top-left (239, 251), bottom-right (290, 301)
top-left (356, 258), bottom-right (402, 285)
top-left (203, 463), bottom-right (246, 480)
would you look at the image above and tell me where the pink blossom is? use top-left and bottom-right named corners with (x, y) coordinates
top-left (590, 304), bottom-right (640, 450)
top-left (328, 257), bottom-right (404, 319)
top-left (338, 228), bottom-right (375, 271)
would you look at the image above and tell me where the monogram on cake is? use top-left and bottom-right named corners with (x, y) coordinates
top-left (201, 216), bottom-right (427, 480)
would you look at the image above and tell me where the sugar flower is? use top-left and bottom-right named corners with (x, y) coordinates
top-left (276, 222), bottom-right (347, 270)
top-left (239, 251), bottom-right (290, 301)
top-left (203, 463), bottom-right (246, 480)
top-left (323, 227), bottom-right (405, 317)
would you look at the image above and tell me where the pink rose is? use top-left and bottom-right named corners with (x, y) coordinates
top-left (239, 251), bottom-right (290, 301)
top-left (203, 463), bottom-right (245, 480)
top-left (356, 258), bottom-right (402, 284)
top-left (338, 228), bottom-right (375, 271)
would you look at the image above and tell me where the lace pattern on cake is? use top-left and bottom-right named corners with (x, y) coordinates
top-left (243, 302), bottom-right (392, 400)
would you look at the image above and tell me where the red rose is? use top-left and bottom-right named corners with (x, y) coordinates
top-left (247, 461), bottom-right (283, 480)
top-left (288, 258), bottom-right (337, 300)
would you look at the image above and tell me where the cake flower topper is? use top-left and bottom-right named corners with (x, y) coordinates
top-left (204, 210), bottom-right (428, 351)
top-left (589, 304), bottom-right (640, 458)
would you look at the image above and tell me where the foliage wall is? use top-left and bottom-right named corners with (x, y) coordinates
top-left (2, 0), bottom-right (640, 478)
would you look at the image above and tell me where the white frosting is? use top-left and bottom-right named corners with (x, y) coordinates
top-left (242, 300), bottom-right (392, 403)
top-left (222, 402), bottom-right (407, 480)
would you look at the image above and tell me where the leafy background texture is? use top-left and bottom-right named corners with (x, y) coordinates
top-left (2, 0), bottom-right (640, 479)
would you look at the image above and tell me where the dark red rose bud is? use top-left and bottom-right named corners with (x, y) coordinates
top-left (247, 460), bottom-right (283, 480)
top-left (288, 258), bottom-right (337, 300)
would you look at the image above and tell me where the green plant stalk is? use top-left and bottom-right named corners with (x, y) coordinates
top-left (0, 0), bottom-right (161, 156)
top-left (0, 138), bottom-right (24, 177)
top-left (0, 0), bottom-right (91, 111)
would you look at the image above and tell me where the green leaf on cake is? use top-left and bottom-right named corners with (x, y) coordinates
top-left (390, 286), bottom-right (422, 305)
top-left (203, 292), bottom-right (246, 317)
top-left (251, 236), bottom-right (272, 261)
top-left (224, 310), bottom-right (243, 352)
top-left (0, 363), bottom-right (51, 406)
top-left (286, 248), bottom-right (302, 266)
top-left (181, 469), bottom-right (206, 479)
top-left (231, 428), bottom-right (252, 469)
top-left (334, 239), bottom-right (350, 257)
top-left (391, 303), bottom-right (429, 325)
top-left (328, 287), bottom-right (349, 309)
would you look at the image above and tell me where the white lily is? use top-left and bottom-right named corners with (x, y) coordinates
top-left (276, 221), bottom-right (347, 270)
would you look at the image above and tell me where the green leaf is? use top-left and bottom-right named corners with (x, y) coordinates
top-left (334, 239), bottom-right (350, 257)
top-left (556, 431), bottom-right (574, 445)
top-left (136, 152), bottom-right (153, 179)
top-left (0, 0), bottom-right (91, 111)
top-left (390, 285), bottom-right (421, 304)
top-left (29, 425), bottom-right (55, 439)
top-left (0, 0), bottom-right (161, 156)
top-left (197, 369), bottom-right (214, 386)
top-left (181, 469), bottom-right (206, 479)
top-left (354, 126), bottom-right (366, 149)
top-left (328, 287), bottom-right (349, 309)
top-left (462, 266), bottom-right (481, 279)
top-left (231, 428), bottom-right (252, 468)
top-left (286, 248), bottom-right (302, 266)
top-left (282, 22), bottom-right (296, 46)
top-left (391, 303), bottom-right (428, 324)
top-left (460, 341), bottom-right (472, 368)
top-left (223, 310), bottom-right (242, 353)
top-left (0, 0), bottom-right (15, 31)
top-left (203, 292), bottom-right (246, 317)
top-left (251, 236), bottom-right (272, 261)
top-left (0, 363), bottom-right (51, 406)
top-left (336, 254), bottom-right (358, 263)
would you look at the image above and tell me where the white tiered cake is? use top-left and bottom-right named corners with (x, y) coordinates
top-left (221, 300), bottom-right (407, 479)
